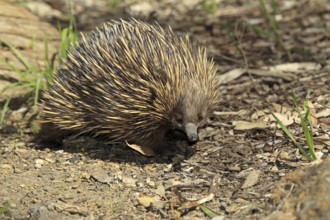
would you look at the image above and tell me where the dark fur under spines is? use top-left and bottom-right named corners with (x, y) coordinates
top-left (36, 19), bottom-right (221, 151)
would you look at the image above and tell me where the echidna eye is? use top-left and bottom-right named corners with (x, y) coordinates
top-left (198, 115), bottom-right (203, 122)
top-left (177, 118), bottom-right (183, 124)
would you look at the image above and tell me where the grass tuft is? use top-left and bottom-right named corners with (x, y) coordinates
top-left (0, 13), bottom-right (78, 120)
top-left (0, 98), bottom-right (11, 125)
top-left (270, 93), bottom-right (317, 161)
top-left (59, 15), bottom-right (78, 59)
top-left (202, 0), bottom-right (218, 14)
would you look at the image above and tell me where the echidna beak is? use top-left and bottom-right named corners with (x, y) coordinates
top-left (185, 123), bottom-right (199, 143)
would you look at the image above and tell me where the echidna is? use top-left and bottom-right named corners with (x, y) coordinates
top-left (35, 19), bottom-right (220, 152)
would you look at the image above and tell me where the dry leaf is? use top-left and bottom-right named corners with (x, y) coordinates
top-left (316, 109), bottom-right (330, 118)
top-left (267, 112), bottom-right (295, 126)
top-left (213, 110), bottom-right (248, 116)
top-left (241, 170), bottom-right (260, 189)
top-left (181, 193), bottom-right (215, 209)
top-left (126, 141), bottom-right (156, 157)
top-left (155, 184), bottom-right (166, 198)
top-left (268, 62), bottom-right (321, 72)
top-left (306, 101), bottom-right (318, 126)
top-left (232, 121), bottom-right (268, 130)
top-left (219, 68), bottom-right (245, 84)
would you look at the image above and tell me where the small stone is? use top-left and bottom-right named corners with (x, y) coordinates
top-left (271, 166), bottom-right (279, 173)
top-left (228, 165), bottom-right (241, 172)
top-left (65, 177), bottom-right (74, 183)
top-left (55, 150), bottom-right (64, 154)
top-left (122, 176), bottom-right (137, 187)
top-left (45, 158), bottom-right (55, 163)
top-left (92, 169), bottom-right (112, 184)
top-left (147, 180), bottom-right (156, 188)
top-left (137, 196), bottom-right (154, 208)
top-left (71, 184), bottom-right (80, 189)
top-left (1, 164), bottom-right (13, 175)
top-left (63, 161), bottom-right (71, 165)
top-left (81, 172), bottom-right (91, 179)
top-left (35, 159), bottom-right (45, 165)
top-left (15, 148), bottom-right (28, 153)
top-left (279, 151), bottom-right (290, 160)
top-left (128, 2), bottom-right (154, 18)
top-left (163, 164), bottom-right (173, 172)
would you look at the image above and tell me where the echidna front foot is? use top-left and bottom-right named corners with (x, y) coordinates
top-left (33, 122), bottom-right (71, 148)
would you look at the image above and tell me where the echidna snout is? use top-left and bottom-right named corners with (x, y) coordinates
top-left (185, 123), bottom-right (199, 143)
top-left (173, 88), bottom-right (211, 143)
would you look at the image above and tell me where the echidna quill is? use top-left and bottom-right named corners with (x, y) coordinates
top-left (35, 19), bottom-right (221, 152)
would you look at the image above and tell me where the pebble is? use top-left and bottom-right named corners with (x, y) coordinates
top-left (271, 166), bottom-right (279, 173)
top-left (279, 151), bottom-right (290, 160)
top-left (35, 159), bottom-right (45, 165)
top-left (147, 180), bottom-right (156, 188)
top-left (45, 158), bottom-right (55, 163)
top-left (137, 196), bottom-right (153, 208)
top-left (1, 164), bottom-right (14, 175)
top-left (122, 176), bottom-right (137, 187)
top-left (55, 150), bottom-right (64, 155)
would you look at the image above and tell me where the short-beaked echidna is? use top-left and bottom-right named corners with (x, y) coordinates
top-left (35, 19), bottom-right (220, 151)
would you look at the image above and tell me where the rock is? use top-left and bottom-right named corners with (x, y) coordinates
top-left (137, 196), bottom-right (154, 208)
top-left (1, 164), bottom-right (14, 175)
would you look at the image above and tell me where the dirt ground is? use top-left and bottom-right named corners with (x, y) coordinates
top-left (1, 0), bottom-right (330, 219)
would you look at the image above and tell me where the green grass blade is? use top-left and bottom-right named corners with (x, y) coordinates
top-left (34, 73), bottom-right (42, 108)
top-left (269, 110), bottom-right (311, 160)
top-left (1, 41), bottom-right (31, 69)
top-left (0, 98), bottom-right (11, 124)
top-left (200, 205), bottom-right (221, 218)
top-left (292, 94), bottom-right (316, 160)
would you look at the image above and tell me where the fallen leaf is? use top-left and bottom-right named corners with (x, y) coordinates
top-left (267, 112), bottom-right (295, 126)
top-left (268, 62), bottom-right (321, 72)
top-left (232, 121), bottom-right (268, 130)
top-left (316, 109), bottom-right (330, 118)
top-left (214, 110), bottom-right (248, 116)
top-left (241, 170), bottom-right (261, 189)
top-left (126, 141), bottom-right (156, 157)
top-left (155, 184), bottom-right (166, 198)
top-left (219, 68), bottom-right (245, 84)
top-left (306, 101), bottom-right (318, 126)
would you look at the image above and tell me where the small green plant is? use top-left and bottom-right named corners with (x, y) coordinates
top-left (270, 93), bottom-right (317, 161)
top-left (0, 13), bottom-right (78, 118)
top-left (107, 0), bottom-right (121, 9)
top-left (200, 205), bottom-right (221, 218)
top-left (0, 202), bottom-right (12, 215)
top-left (0, 40), bottom-right (52, 109)
top-left (0, 98), bottom-right (11, 125)
top-left (59, 14), bottom-right (78, 59)
top-left (202, 0), bottom-right (218, 14)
